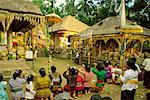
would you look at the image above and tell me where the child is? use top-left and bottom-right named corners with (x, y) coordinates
top-left (104, 61), bottom-right (113, 83)
top-left (79, 65), bottom-right (93, 94)
top-left (63, 67), bottom-right (77, 99)
top-left (25, 75), bottom-right (36, 100)
top-left (49, 66), bottom-right (62, 97)
top-left (0, 73), bottom-right (8, 100)
top-left (75, 70), bottom-right (84, 97)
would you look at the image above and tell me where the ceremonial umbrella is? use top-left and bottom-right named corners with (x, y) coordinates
top-left (45, 13), bottom-right (62, 23)
top-left (45, 13), bottom-right (62, 64)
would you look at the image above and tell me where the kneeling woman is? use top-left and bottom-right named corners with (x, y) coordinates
top-left (49, 66), bottom-right (62, 97)
top-left (35, 68), bottom-right (51, 100)
top-left (9, 70), bottom-right (26, 100)
top-left (92, 62), bottom-right (106, 93)
top-left (120, 60), bottom-right (138, 100)
top-left (63, 67), bottom-right (77, 98)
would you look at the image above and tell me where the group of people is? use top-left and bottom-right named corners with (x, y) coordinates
top-left (0, 62), bottom-right (109, 100)
top-left (0, 55), bottom-right (149, 100)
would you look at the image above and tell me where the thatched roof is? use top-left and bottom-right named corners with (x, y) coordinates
top-left (48, 15), bottom-right (89, 33)
top-left (0, 0), bottom-right (44, 32)
top-left (78, 16), bottom-right (150, 37)
top-left (0, 0), bottom-right (42, 15)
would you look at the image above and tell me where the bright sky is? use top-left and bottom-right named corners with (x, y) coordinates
top-left (55, 0), bottom-right (66, 6)
top-left (55, 0), bottom-right (79, 6)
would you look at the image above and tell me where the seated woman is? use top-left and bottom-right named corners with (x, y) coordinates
top-left (79, 65), bottom-right (93, 94)
top-left (35, 68), bottom-right (51, 100)
top-left (63, 67), bottom-right (77, 98)
top-left (75, 70), bottom-right (84, 97)
top-left (0, 73), bottom-right (8, 100)
top-left (92, 62), bottom-right (106, 93)
top-left (9, 69), bottom-right (26, 100)
top-left (49, 66), bottom-right (62, 97)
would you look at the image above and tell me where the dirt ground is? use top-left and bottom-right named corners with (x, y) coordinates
top-left (5, 57), bottom-right (150, 100)
top-left (25, 57), bottom-right (150, 100)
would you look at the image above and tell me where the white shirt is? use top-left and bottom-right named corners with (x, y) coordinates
top-left (135, 63), bottom-right (141, 73)
top-left (76, 52), bottom-right (79, 58)
top-left (142, 58), bottom-right (150, 71)
top-left (25, 82), bottom-right (36, 99)
top-left (120, 69), bottom-right (138, 91)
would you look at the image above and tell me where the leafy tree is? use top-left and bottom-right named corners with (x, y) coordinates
top-left (31, 0), bottom-right (150, 28)
top-left (76, 0), bottom-right (96, 25)
top-left (32, 0), bottom-right (56, 15)
top-left (64, 0), bottom-right (78, 16)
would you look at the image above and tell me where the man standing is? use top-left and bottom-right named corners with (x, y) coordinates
top-left (142, 55), bottom-right (150, 88)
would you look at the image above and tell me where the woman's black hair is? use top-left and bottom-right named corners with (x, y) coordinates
top-left (0, 73), bottom-right (3, 82)
top-left (69, 67), bottom-right (77, 75)
top-left (102, 97), bottom-right (112, 100)
top-left (96, 62), bottom-right (104, 71)
top-left (127, 60), bottom-right (137, 71)
top-left (39, 68), bottom-right (46, 77)
top-left (104, 61), bottom-right (111, 67)
top-left (27, 75), bottom-right (33, 84)
top-left (90, 93), bottom-right (102, 100)
top-left (51, 66), bottom-right (56, 73)
top-left (82, 62), bottom-right (88, 67)
top-left (131, 57), bottom-right (136, 63)
top-left (13, 69), bottom-right (22, 80)
top-left (85, 66), bottom-right (91, 72)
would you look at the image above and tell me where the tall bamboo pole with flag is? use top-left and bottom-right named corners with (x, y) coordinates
top-left (88, 30), bottom-right (93, 65)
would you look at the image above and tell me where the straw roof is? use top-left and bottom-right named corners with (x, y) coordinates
top-left (48, 15), bottom-right (89, 33)
top-left (0, 0), bottom-right (43, 32)
top-left (0, 0), bottom-right (42, 15)
top-left (78, 16), bottom-right (150, 37)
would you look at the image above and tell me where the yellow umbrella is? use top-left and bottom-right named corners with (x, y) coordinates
top-left (45, 13), bottom-right (62, 65)
top-left (45, 13), bottom-right (62, 23)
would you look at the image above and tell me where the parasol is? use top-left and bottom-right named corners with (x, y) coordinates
top-left (45, 13), bottom-right (62, 23)
top-left (45, 12), bottom-right (62, 65)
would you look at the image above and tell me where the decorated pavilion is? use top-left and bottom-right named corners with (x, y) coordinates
top-left (48, 15), bottom-right (89, 58)
top-left (0, 0), bottom-right (45, 60)
top-left (48, 15), bottom-right (89, 49)
top-left (72, 16), bottom-right (150, 67)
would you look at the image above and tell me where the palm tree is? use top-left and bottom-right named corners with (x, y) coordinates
top-left (76, 0), bottom-right (95, 25)
top-left (32, 0), bottom-right (54, 15)
top-left (64, 0), bottom-right (78, 16)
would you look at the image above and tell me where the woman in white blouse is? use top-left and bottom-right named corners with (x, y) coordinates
top-left (120, 60), bottom-right (138, 100)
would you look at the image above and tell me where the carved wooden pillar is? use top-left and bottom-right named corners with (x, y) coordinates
top-left (119, 34), bottom-right (127, 70)
top-left (8, 32), bottom-right (13, 51)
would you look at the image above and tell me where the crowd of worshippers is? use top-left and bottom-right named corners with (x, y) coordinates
top-left (0, 55), bottom-right (150, 100)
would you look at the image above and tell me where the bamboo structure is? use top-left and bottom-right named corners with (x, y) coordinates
top-left (72, 16), bottom-right (150, 68)
top-left (0, 0), bottom-right (45, 60)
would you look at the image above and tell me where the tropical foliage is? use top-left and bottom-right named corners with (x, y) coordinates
top-left (31, 0), bottom-right (150, 28)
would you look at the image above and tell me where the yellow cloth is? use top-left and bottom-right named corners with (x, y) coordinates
top-left (126, 79), bottom-right (138, 84)
top-left (35, 76), bottom-right (51, 97)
